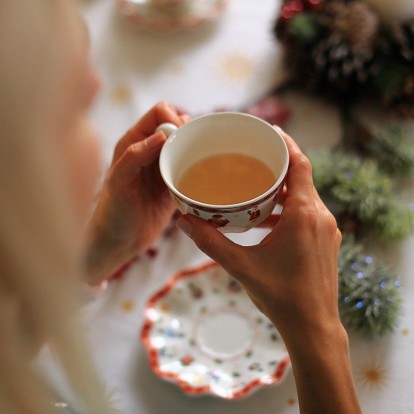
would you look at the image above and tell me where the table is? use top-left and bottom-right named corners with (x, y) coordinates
top-left (38, 1), bottom-right (414, 413)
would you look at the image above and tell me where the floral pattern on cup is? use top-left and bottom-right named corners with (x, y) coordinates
top-left (141, 261), bottom-right (291, 399)
top-left (167, 181), bottom-right (283, 232)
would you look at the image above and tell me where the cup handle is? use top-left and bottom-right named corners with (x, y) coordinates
top-left (156, 122), bottom-right (178, 137)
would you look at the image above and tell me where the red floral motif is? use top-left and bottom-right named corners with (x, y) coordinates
top-left (208, 214), bottom-right (230, 228)
top-left (109, 255), bottom-right (139, 282)
top-left (146, 248), bottom-right (159, 259)
top-left (228, 279), bottom-right (242, 292)
top-left (180, 355), bottom-right (194, 366)
top-left (280, 0), bottom-right (321, 20)
top-left (248, 209), bottom-right (261, 221)
top-left (189, 283), bottom-right (204, 299)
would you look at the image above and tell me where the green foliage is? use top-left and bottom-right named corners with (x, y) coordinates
top-left (374, 60), bottom-right (410, 100)
top-left (338, 236), bottom-right (402, 339)
top-left (365, 126), bottom-right (414, 178)
top-left (288, 13), bottom-right (322, 45)
top-left (311, 150), bottom-right (413, 240)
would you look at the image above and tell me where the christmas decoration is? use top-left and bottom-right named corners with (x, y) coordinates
top-left (275, 0), bottom-right (414, 118)
top-left (245, 95), bottom-right (291, 127)
top-left (338, 235), bottom-right (402, 339)
top-left (341, 118), bottom-right (414, 178)
top-left (310, 148), bottom-right (413, 240)
top-left (308, 119), bottom-right (413, 337)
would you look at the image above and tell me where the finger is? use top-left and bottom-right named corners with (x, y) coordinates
top-left (176, 215), bottom-right (244, 273)
top-left (108, 131), bottom-right (166, 190)
top-left (256, 214), bottom-right (281, 228)
top-left (336, 228), bottom-right (342, 249)
top-left (180, 114), bottom-right (192, 124)
top-left (275, 185), bottom-right (287, 206)
top-left (277, 128), bottom-right (315, 201)
top-left (114, 101), bottom-right (185, 162)
top-left (312, 185), bottom-right (325, 209)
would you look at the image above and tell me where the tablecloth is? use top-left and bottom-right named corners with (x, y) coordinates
top-left (38, 1), bottom-right (414, 413)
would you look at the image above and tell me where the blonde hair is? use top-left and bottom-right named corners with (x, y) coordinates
top-left (0, 1), bottom-right (107, 412)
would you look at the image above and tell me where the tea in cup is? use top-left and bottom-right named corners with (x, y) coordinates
top-left (158, 112), bottom-right (289, 232)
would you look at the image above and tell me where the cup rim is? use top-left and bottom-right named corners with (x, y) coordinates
top-left (159, 112), bottom-right (289, 209)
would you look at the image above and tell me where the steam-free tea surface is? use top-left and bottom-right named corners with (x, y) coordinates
top-left (177, 153), bottom-right (276, 205)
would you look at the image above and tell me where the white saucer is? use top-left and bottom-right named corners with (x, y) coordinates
top-left (141, 261), bottom-right (291, 399)
top-left (117, 0), bottom-right (228, 33)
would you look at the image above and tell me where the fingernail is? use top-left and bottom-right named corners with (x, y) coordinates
top-left (147, 131), bottom-right (166, 148)
top-left (273, 125), bottom-right (284, 134)
top-left (176, 217), bottom-right (193, 237)
top-left (181, 114), bottom-right (192, 123)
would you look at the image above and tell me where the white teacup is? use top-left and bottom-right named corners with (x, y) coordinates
top-left (158, 112), bottom-right (289, 233)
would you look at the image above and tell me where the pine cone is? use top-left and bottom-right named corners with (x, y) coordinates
top-left (275, 0), bottom-right (382, 99)
top-left (312, 1), bottom-right (381, 94)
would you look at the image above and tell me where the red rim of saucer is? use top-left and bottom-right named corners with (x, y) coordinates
top-left (117, 0), bottom-right (229, 33)
top-left (141, 261), bottom-right (291, 399)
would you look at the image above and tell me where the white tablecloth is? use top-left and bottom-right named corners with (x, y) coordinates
top-left (38, 1), bottom-right (414, 413)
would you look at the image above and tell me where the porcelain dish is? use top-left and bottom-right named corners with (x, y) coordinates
top-left (141, 261), bottom-right (291, 399)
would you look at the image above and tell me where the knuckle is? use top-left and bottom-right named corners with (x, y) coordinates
top-left (297, 155), bottom-right (313, 175)
top-left (155, 101), bottom-right (166, 111)
top-left (336, 228), bottom-right (343, 244)
top-left (196, 232), bottom-right (216, 255)
top-left (124, 143), bottom-right (140, 160)
top-left (104, 171), bottom-right (117, 194)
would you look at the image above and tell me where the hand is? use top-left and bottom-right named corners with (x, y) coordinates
top-left (176, 130), bottom-right (342, 340)
top-left (86, 102), bottom-right (190, 285)
top-left (176, 130), bottom-right (362, 414)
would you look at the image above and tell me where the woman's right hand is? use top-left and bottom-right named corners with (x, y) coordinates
top-left (176, 129), bottom-right (362, 414)
top-left (176, 130), bottom-right (342, 342)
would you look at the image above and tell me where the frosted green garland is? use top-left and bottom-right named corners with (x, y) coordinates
top-left (310, 149), bottom-right (413, 240)
top-left (363, 126), bottom-right (414, 178)
top-left (338, 236), bottom-right (402, 339)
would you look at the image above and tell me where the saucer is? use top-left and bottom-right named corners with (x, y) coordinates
top-left (141, 262), bottom-right (291, 399)
top-left (117, 0), bottom-right (228, 33)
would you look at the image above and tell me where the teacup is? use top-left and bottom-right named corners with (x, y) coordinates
top-left (158, 112), bottom-right (289, 233)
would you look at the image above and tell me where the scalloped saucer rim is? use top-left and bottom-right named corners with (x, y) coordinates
top-left (141, 261), bottom-right (291, 399)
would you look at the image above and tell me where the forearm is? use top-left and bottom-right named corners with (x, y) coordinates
top-left (283, 322), bottom-right (361, 414)
top-left (84, 208), bottom-right (138, 285)
top-left (84, 231), bottom-right (130, 285)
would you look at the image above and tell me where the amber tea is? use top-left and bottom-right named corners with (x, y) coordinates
top-left (177, 153), bottom-right (277, 205)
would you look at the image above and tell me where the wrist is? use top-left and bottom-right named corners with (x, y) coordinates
top-left (84, 223), bottom-right (136, 285)
top-left (279, 320), bottom-right (361, 414)
top-left (279, 317), bottom-right (348, 357)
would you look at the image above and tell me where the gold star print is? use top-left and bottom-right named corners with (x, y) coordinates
top-left (121, 300), bottom-right (135, 313)
top-left (159, 303), bottom-right (170, 313)
top-left (102, 386), bottom-right (123, 413)
top-left (169, 61), bottom-right (185, 76)
top-left (402, 327), bottom-right (410, 336)
top-left (110, 85), bottom-right (132, 104)
top-left (217, 52), bottom-right (255, 83)
top-left (287, 397), bottom-right (296, 405)
top-left (357, 360), bottom-right (388, 390)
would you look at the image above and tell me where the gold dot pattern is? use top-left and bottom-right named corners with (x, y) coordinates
top-left (121, 300), bottom-right (135, 313)
top-left (217, 52), bottom-right (255, 83)
top-left (110, 85), bottom-right (132, 104)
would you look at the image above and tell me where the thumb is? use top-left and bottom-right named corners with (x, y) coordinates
top-left (176, 215), bottom-right (242, 269)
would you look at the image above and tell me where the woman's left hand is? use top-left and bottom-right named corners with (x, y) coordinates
top-left (86, 102), bottom-right (190, 285)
